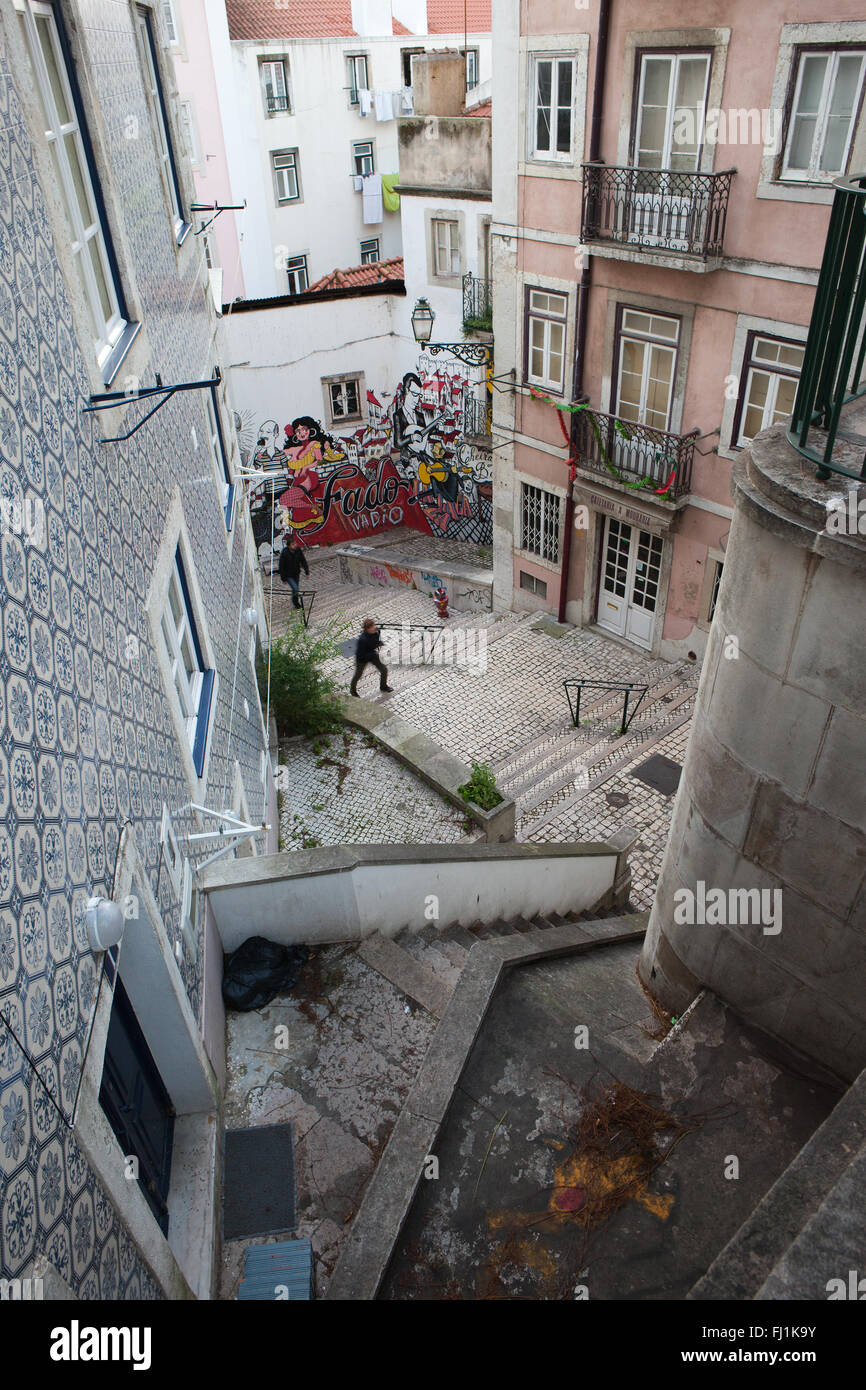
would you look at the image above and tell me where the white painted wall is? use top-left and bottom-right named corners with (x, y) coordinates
top-left (400, 190), bottom-right (493, 345)
top-left (203, 849), bottom-right (619, 950)
top-left (221, 291), bottom-right (418, 452)
top-left (213, 29), bottom-right (492, 301)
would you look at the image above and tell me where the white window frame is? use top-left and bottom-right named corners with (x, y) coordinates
top-left (17, 0), bottom-right (126, 369)
top-left (530, 54), bottom-right (575, 163)
top-left (526, 288), bottom-right (568, 393)
top-left (347, 53), bottom-right (369, 104)
top-left (286, 254), bottom-right (309, 294)
top-left (781, 48), bottom-right (866, 183)
top-left (633, 51), bottom-right (711, 172)
top-left (161, 563), bottom-right (205, 755)
top-left (735, 334), bottom-right (805, 447)
top-left (520, 482), bottom-right (562, 565)
top-left (615, 308), bottom-right (681, 434)
top-left (203, 388), bottom-right (234, 528)
top-left (464, 48), bottom-right (479, 90)
top-left (353, 139), bottom-right (375, 176)
top-left (432, 218), bottom-right (460, 277)
top-left (178, 97), bottom-right (201, 167)
top-left (135, 6), bottom-right (188, 243)
top-left (260, 57), bottom-right (291, 116)
top-left (161, 0), bottom-right (179, 46)
top-left (271, 148), bottom-right (300, 203)
top-left (360, 237), bottom-right (380, 263)
top-left (329, 377), bottom-right (362, 422)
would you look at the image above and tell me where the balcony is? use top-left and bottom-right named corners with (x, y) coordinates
top-left (581, 164), bottom-right (735, 268)
top-left (463, 273), bottom-right (492, 334)
top-left (787, 173), bottom-right (866, 482)
top-left (266, 95), bottom-right (290, 114)
top-left (572, 408), bottom-right (698, 500)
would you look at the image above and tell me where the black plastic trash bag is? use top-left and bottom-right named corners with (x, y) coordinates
top-left (222, 936), bottom-right (310, 1012)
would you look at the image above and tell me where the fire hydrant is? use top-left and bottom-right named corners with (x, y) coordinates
top-left (433, 586), bottom-right (449, 619)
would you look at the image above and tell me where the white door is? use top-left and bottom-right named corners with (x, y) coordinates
top-left (629, 53), bottom-right (710, 251)
top-left (598, 517), bottom-right (664, 650)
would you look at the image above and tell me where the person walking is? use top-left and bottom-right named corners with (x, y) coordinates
top-left (278, 535), bottom-right (309, 609)
top-left (350, 619), bottom-right (393, 696)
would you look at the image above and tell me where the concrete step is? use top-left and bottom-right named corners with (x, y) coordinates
top-left (689, 1063), bottom-right (866, 1301)
top-left (521, 693), bottom-right (694, 836)
top-left (491, 666), bottom-right (675, 786)
top-left (357, 931), bottom-right (452, 1018)
top-left (513, 685), bottom-right (693, 818)
top-left (756, 1138), bottom-right (866, 1300)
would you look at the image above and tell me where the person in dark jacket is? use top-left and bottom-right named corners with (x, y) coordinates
top-left (278, 535), bottom-right (309, 608)
top-left (350, 618), bottom-right (393, 696)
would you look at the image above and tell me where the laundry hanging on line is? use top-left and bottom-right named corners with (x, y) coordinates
top-left (361, 171), bottom-right (383, 224)
top-left (381, 174), bottom-right (400, 212)
top-left (358, 88), bottom-right (374, 117)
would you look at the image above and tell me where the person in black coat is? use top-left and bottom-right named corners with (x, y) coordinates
top-left (278, 535), bottom-right (309, 608)
top-left (350, 619), bottom-right (393, 695)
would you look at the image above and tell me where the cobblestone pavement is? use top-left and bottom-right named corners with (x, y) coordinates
top-left (279, 727), bottom-right (472, 849)
top-left (266, 539), bottom-right (699, 910)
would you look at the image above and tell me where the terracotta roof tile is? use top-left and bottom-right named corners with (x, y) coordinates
top-left (225, 1), bottom-right (356, 41)
top-left (464, 98), bottom-right (491, 117)
top-left (392, 17), bottom-right (412, 35)
top-left (305, 255), bottom-right (404, 293)
top-left (427, 0), bottom-right (491, 34)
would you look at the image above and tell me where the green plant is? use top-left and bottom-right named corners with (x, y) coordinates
top-left (257, 619), bottom-right (345, 739)
top-left (457, 761), bottom-right (503, 812)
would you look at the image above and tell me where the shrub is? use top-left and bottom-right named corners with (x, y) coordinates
top-left (257, 620), bottom-right (345, 738)
top-left (457, 761), bottom-right (503, 811)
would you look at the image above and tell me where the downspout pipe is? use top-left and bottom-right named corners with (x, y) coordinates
top-left (558, 0), bottom-right (611, 623)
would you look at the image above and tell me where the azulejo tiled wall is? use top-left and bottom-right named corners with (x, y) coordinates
top-left (0, 0), bottom-right (267, 1296)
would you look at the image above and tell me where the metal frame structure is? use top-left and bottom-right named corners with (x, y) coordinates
top-left (378, 623), bottom-right (445, 665)
top-left (787, 172), bottom-right (866, 480)
top-left (84, 368), bottom-right (223, 444)
top-left (563, 679), bottom-right (649, 735)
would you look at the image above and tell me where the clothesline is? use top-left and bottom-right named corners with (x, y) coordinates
top-left (358, 87), bottom-right (414, 119)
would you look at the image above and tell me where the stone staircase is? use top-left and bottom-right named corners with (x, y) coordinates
top-left (357, 905), bottom-right (630, 1021)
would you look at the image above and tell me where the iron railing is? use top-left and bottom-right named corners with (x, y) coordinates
top-left (463, 273), bottom-right (492, 332)
top-left (462, 394), bottom-right (491, 438)
top-left (572, 407), bottom-right (698, 498)
top-left (787, 173), bottom-right (866, 480)
top-left (563, 680), bottom-right (649, 736)
top-left (266, 95), bottom-right (291, 113)
top-left (581, 164), bottom-right (736, 260)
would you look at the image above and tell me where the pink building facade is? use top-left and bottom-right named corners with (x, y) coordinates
top-left (491, 0), bottom-right (866, 662)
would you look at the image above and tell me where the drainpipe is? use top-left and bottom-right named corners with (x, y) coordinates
top-left (558, 0), bottom-right (611, 623)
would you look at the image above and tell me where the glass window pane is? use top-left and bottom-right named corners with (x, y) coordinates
top-left (772, 375), bottom-right (797, 421)
top-left (787, 115), bottom-right (817, 170)
top-left (778, 343), bottom-right (805, 369)
top-left (798, 54), bottom-right (829, 115)
top-left (35, 15), bottom-right (71, 126)
top-left (87, 235), bottom-right (113, 324)
top-left (642, 57), bottom-right (672, 107)
top-left (64, 131), bottom-right (96, 227)
top-left (556, 107), bottom-right (571, 153)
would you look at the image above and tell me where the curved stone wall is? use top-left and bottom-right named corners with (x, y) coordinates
top-left (639, 424), bottom-right (866, 1081)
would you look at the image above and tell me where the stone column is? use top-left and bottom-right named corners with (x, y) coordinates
top-left (639, 424), bottom-right (866, 1081)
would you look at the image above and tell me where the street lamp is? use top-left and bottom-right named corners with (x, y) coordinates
top-left (410, 297), bottom-right (490, 368)
top-left (411, 297), bottom-right (435, 344)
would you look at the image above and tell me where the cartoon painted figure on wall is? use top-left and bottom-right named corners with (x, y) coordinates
top-left (393, 372), bottom-right (447, 487)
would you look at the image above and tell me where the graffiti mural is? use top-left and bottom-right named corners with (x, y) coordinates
top-left (248, 356), bottom-right (493, 562)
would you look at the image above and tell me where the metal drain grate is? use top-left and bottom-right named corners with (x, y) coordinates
top-left (223, 1124), bottom-right (296, 1242)
top-left (630, 753), bottom-right (682, 797)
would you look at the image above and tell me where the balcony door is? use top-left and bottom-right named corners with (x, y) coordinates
top-left (630, 52), bottom-right (710, 249)
top-left (611, 308), bottom-right (679, 478)
top-left (598, 517), bottom-right (663, 649)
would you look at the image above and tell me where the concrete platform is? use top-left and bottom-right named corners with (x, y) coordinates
top-left (379, 952), bottom-right (840, 1300)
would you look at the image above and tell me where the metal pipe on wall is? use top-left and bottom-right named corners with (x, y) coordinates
top-left (558, 0), bottom-right (611, 623)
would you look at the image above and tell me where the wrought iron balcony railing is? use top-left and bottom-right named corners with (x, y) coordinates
top-left (462, 394), bottom-right (491, 438)
top-left (572, 408), bottom-right (698, 499)
top-left (266, 95), bottom-right (290, 113)
top-left (581, 164), bottom-right (735, 261)
top-left (463, 273), bottom-right (492, 333)
top-left (788, 173), bottom-right (866, 481)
